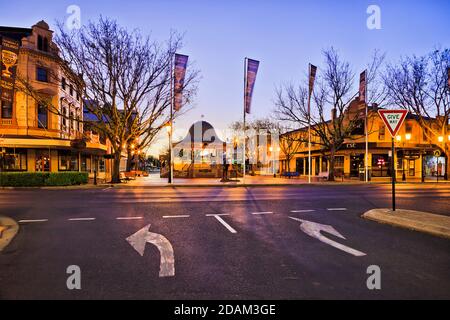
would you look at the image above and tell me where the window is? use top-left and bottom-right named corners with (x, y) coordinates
top-left (61, 107), bottom-right (67, 128)
top-left (98, 158), bottom-right (106, 172)
top-left (1, 149), bottom-right (27, 171)
top-left (378, 125), bottom-right (385, 141)
top-left (405, 122), bottom-right (412, 134)
top-left (1, 100), bottom-right (12, 118)
top-left (36, 67), bottom-right (48, 82)
top-left (58, 151), bottom-right (79, 171)
top-left (35, 150), bottom-right (50, 172)
top-left (62, 77), bottom-right (66, 90)
top-left (70, 111), bottom-right (74, 130)
top-left (351, 119), bottom-right (365, 136)
top-left (37, 35), bottom-right (48, 52)
top-left (81, 156), bottom-right (91, 172)
top-left (371, 154), bottom-right (391, 177)
top-left (37, 104), bottom-right (47, 128)
top-left (334, 156), bottom-right (345, 177)
top-left (69, 84), bottom-right (74, 96)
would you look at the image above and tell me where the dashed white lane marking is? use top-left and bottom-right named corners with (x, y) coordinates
top-left (327, 208), bottom-right (348, 211)
top-left (18, 219), bottom-right (48, 223)
top-left (68, 218), bottom-right (96, 221)
top-left (116, 217), bottom-right (143, 220)
top-left (208, 214), bottom-right (237, 234)
top-left (251, 211), bottom-right (273, 215)
top-left (291, 209), bottom-right (315, 213)
top-left (205, 213), bottom-right (230, 217)
top-left (163, 215), bottom-right (190, 218)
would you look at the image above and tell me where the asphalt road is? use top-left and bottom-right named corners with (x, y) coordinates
top-left (0, 184), bottom-right (449, 299)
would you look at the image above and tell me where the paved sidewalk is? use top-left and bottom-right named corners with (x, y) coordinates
top-left (362, 208), bottom-right (450, 239)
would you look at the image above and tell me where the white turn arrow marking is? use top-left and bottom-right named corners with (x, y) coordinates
top-left (126, 224), bottom-right (175, 277)
top-left (289, 217), bottom-right (366, 257)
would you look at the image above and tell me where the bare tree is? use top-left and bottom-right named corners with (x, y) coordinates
top-left (18, 18), bottom-right (199, 183)
top-left (275, 48), bottom-right (384, 180)
top-left (278, 127), bottom-right (302, 175)
top-left (384, 48), bottom-right (450, 177)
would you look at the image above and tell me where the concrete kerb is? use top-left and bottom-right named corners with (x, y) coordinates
top-left (0, 216), bottom-right (19, 252)
top-left (362, 208), bottom-right (450, 239)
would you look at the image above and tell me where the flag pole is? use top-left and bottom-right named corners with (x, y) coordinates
top-left (364, 69), bottom-right (369, 183)
top-left (169, 53), bottom-right (174, 184)
top-left (243, 57), bottom-right (247, 182)
top-left (308, 63), bottom-right (312, 184)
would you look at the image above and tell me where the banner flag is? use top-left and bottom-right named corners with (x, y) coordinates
top-left (1, 37), bottom-right (20, 111)
top-left (173, 53), bottom-right (188, 111)
top-left (308, 64), bottom-right (317, 97)
top-left (359, 70), bottom-right (367, 103)
top-left (244, 58), bottom-right (259, 114)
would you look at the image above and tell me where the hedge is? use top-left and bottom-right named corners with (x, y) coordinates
top-left (0, 172), bottom-right (89, 187)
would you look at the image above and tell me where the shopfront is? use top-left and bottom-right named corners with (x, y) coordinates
top-left (424, 155), bottom-right (446, 177)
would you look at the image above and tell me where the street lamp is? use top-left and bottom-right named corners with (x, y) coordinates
top-left (402, 133), bottom-right (412, 181)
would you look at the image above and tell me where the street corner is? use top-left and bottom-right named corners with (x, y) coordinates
top-left (362, 208), bottom-right (450, 240)
top-left (0, 216), bottom-right (19, 252)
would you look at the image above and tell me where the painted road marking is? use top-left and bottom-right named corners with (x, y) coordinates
top-left (18, 219), bottom-right (48, 223)
top-left (163, 215), bottom-right (190, 218)
top-left (116, 217), bottom-right (143, 220)
top-left (68, 218), bottom-right (96, 221)
top-left (126, 224), bottom-right (175, 277)
top-left (327, 208), bottom-right (347, 211)
top-left (289, 217), bottom-right (366, 257)
top-left (208, 214), bottom-right (237, 234)
top-left (291, 209), bottom-right (316, 213)
top-left (252, 211), bottom-right (273, 215)
top-left (205, 213), bottom-right (230, 217)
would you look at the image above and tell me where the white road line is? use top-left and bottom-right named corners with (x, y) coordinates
top-left (163, 215), bottom-right (190, 218)
top-left (68, 218), bottom-right (96, 221)
top-left (327, 208), bottom-right (348, 211)
top-left (205, 213), bottom-right (230, 217)
top-left (18, 219), bottom-right (48, 223)
top-left (291, 209), bottom-right (316, 213)
top-left (251, 211), bottom-right (273, 215)
top-left (116, 217), bottom-right (143, 220)
top-left (209, 214), bottom-right (237, 234)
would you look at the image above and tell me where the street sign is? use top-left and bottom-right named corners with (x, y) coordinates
top-left (378, 110), bottom-right (408, 212)
top-left (434, 150), bottom-right (441, 157)
top-left (378, 110), bottom-right (408, 137)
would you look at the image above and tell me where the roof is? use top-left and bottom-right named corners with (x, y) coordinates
top-left (175, 121), bottom-right (224, 145)
top-left (0, 26), bottom-right (32, 42)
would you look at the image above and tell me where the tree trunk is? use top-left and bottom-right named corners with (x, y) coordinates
top-left (111, 151), bottom-right (122, 183)
top-left (328, 146), bottom-right (336, 182)
top-left (126, 150), bottom-right (133, 172)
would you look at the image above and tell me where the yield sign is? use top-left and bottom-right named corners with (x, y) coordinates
top-left (378, 109), bottom-right (408, 137)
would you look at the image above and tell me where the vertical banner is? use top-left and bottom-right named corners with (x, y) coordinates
top-left (1, 37), bottom-right (20, 108)
top-left (173, 53), bottom-right (188, 111)
top-left (359, 70), bottom-right (367, 103)
top-left (308, 64), bottom-right (317, 98)
top-left (244, 58), bottom-right (259, 114)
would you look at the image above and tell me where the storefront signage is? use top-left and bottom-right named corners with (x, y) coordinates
top-left (434, 150), bottom-right (441, 157)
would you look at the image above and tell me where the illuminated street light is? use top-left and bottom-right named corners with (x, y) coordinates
top-left (405, 133), bottom-right (411, 141)
top-left (166, 124), bottom-right (172, 133)
top-left (438, 136), bottom-right (444, 142)
top-left (131, 144), bottom-right (135, 149)
top-left (396, 135), bottom-right (402, 141)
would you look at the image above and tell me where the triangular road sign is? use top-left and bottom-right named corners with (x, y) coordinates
top-left (378, 110), bottom-right (408, 137)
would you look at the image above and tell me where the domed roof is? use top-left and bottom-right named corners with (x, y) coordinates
top-left (178, 120), bottom-right (224, 144)
top-left (34, 20), bottom-right (50, 30)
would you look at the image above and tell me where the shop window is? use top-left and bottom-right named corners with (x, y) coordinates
top-left (58, 151), bottom-right (79, 171)
top-left (371, 154), bottom-right (391, 177)
top-left (36, 67), bottom-right (48, 82)
top-left (1, 100), bottom-right (13, 119)
top-left (35, 150), bottom-right (50, 172)
top-left (334, 156), bottom-right (344, 177)
top-left (37, 104), bottom-right (48, 128)
top-left (98, 158), bottom-right (106, 172)
top-left (1, 149), bottom-right (27, 171)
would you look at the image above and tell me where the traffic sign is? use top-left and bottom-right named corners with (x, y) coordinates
top-left (378, 110), bottom-right (408, 137)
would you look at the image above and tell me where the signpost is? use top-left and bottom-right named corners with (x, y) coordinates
top-left (378, 110), bottom-right (408, 211)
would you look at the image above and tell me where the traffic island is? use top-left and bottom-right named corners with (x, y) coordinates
top-left (362, 208), bottom-right (450, 239)
top-left (0, 217), bottom-right (19, 252)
